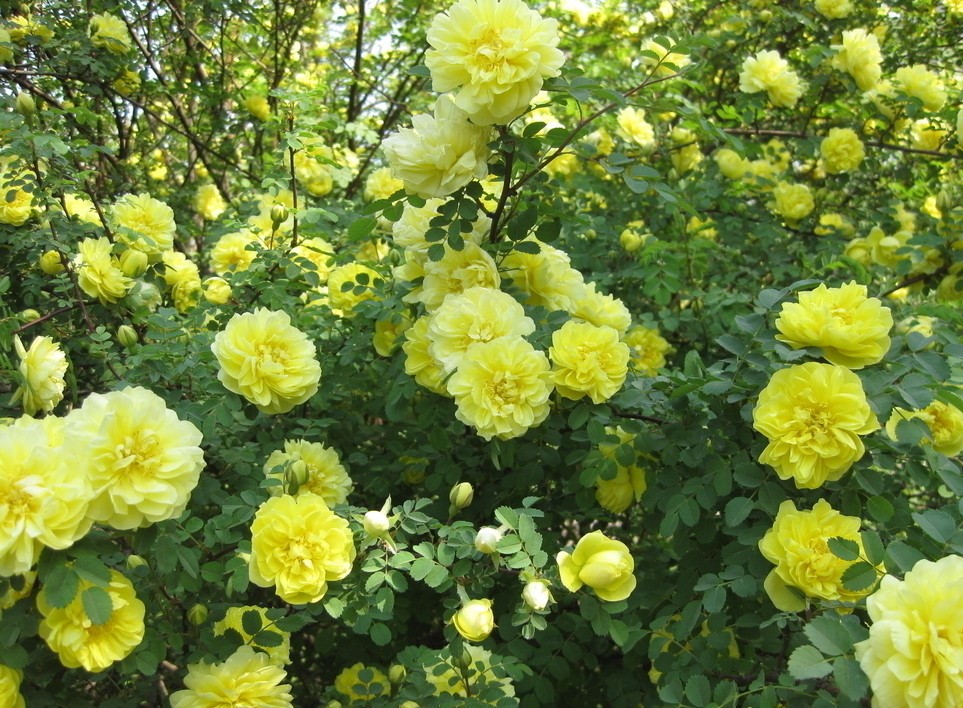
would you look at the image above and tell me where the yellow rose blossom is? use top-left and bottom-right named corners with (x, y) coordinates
top-left (78, 237), bottom-right (134, 304)
top-left (193, 184), bottom-right (226, 221)
top-left (640, 38), bottom-right (690, 76)
top-left (770, 181), bottom-right (814, 222)
top-left (0, 419), bottom-right (91, 576)
top-left (202, 276), bottom-right (232, 305)
top-left (714, 148), bottom-right (750, 179)
top-left (0, 664), bottom-right (24, 708)
top-left (63, 193), bottom-right (102, 225)
top-left (214, 607), bottom-right (291, 665)
top-left (814, 0), bottom-right (853, 18)
top-left (10, 335), bottom-right (67, 416)
top-left (855, 555), bottom-right (963, 708)
top-left (774, 281), bottom-right (893, 369)
top-left (753, 362), bottom-right (879, 489)
top-left (211, 230), bottom-right (259, 275)
top-left (327, 262), bottom-right (382, 317)
top-left (161, 251), bottom-right (201, 313)
top-left (248, 494), bottom-right (355, 604)
top-left (415, 242), bottom-right (501, 311)
top-left (0, 166), bottom-right (35, 226)
top-left (894, 65), bottom-right (947, 112)
top-left (383, 95), bottom-right (491, 198)
top-left (425, 0), bottom-right (564, 126)
top-left (292, 237), bottom-right (335, 283)
top-left (37, 571), bottom-right (145, 673)
top-left (334, 663), bottom-right (390, 702)
top-left (624, 324), bottom-right (671, 375)
top-left (363, 167), bottom-right (404, 202)
top-left (831, 29), bottom-right (881, 91)
top-left (292, 150), bottom-right (334, 197)
top-left (243, 94), bottom-right (270, 122)
top-left (112, 193), bottom-right (176, 258)
top-left (373, 312), bottom-right (412, 357)
top-left (759, 499), bottom-right (878, 612)
top-left (446, 336), bottom-right (552, 440)
top-left (66, 386), bottom-right (204, 530)
top-left (820, 127), bottom-right (864, 174)
top-left (212, 309), bottom-right (321, 414)
top-left (739, 50), bottom-right (803, 107)
top-left (595, 429), bottom-right (646, 514)
top-left (814, 212), bottom-right (854, 237)
top-left (502, 239), bottom-right (585, 312)
top-left (89, 12), bottom-right (131, 53)
top-left (567, 282), bottom-right (632, 334)
top-left (263, 440), bottom-right (353, 505)
top-left (615, 107), bottom-right (656, 150)
top-left (452, 599), bottom-right (495, 642)
top-left (886, 400), bottom-right (963, 456)
top-left (170, 646), bottom-right (293, 708)
top-left (557, 530), bottom-right (636, 602)
top-left (9, 15), bottom-right (54, 45)
top-left (402, 315), bottom-right (449, 395)
top-left (425, 646), bottom-right (516, 699)
top-left (428, 286), bottom-right (535, 374)
top-left (550, 321), bottom-right (629, 404)
top-left (687, 216), bottom-right (717, 240)
top-left (112, 69), bottom-right (140, 96)
top-left (0, 571), bottom-right (36, 612)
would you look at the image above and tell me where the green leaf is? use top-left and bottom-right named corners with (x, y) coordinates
top-left (242, 609), bottom-right (263, 635)
top-left (885, 541), bottom-right (926, 573)
top-left (833, 656), bottom-right (870, 700)
top-left (702, 585), bottom-right (726, 613)
top-left (841, 561), bottom-right (878, 592)
top-left (827, 537), bottom-right (860, 561)
top-left (724, 497), bottom-right (754, 526)
top-left (804, 615), bottom-right (854, 657)
top-left (787, 645), bottom-right (832, 680)
top-left (43, 564), bottom-right (79, 608)
top-left (81, 586), bottom-right (113, 626)
top-left (370, 622), bottom-right (392, 646)
top-left (867, 495), bottom-right (894, 522)
top-left (912, 510), bottom-right (956, 543)
top-left (348, 216), bottom-right (377, 239)
top-left (860, 530), bottom-right (885, 566)
top-left (72, 555), bottom-right (111, 587)
top-left (684, 675), bottom-right (711, 707)
top-left (254, 629), bottom-right (284, 647)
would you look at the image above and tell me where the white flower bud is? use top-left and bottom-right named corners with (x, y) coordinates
top-left (522, 580), bottom-right (553, 611)
top-left (474, 527), bottom-right (503, 554)
top-left (363, 510), bottom-right (391, 536)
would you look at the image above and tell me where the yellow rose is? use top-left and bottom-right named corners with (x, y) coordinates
top-left (37, 571), bottom-right (145, 673)
top-left (112, 69), bottom-right (141, 96)
top-left (557, 530), bottom-right (636, 602)
top-left (831, 29), bottom-right (881, 90)
top-left (382, 95), bottom-right (491, 198)
top-left (248, 494), bottom-right (355, 604)
top-left (753, 362), bottom-right (879, 489)
top-left (855, 555), bottom-right (963, 707)
top-left (640, 38), bottom-right (690, 77)
top-left (363, 167), bottom-right (404, 202)
top-left (425, 0), bottom-right (564, 126)
top-left (501, 239), bottom-right (585, 312)
top-left (550, 321), bottom-right (629, 404)
top-left (886, 400), bottom-right (963, 457)
top-left (66, 386), bottom-right (205, 530)
top-left (595, 428), bottom-right (647, 514)
top-left (0, 29), bottom-right (13, 65)
top-left (214, 607), bottom-right (291, 665)
top-left (0, 418), bottom-right (92, 576)
top-left (211, 309), bottom-right (322, 414)
top-left (89, 12), bottom-right (131, 53)
top-left (714, 148), bottom-right (750, 179)
top-left (334, 662), bottom-right (390, 702)
top-left (759, 499), bottom-right (878, 612)
top-left (0, 664), bottom-right (24, 708)
top-left (263, 440), bottom-right (353, 504)
top-left (739, 50), bottom-right (803, 107)
top-left (770, 181), bottom-right (814, 222)
top-left (170, 646), bottom-right (293, 708)
top-left (0, 163), bottom-right (36, 226)
top-left (567, 282), bottom-right (632, 334)
top-left (615, 107), bottom-right (656, 150)
top-left (243, 94), bottom-right (271, 122)
top-left (193, 184), bottom-right (226, 221)
top-left (452, 599), bottom-right (495, 642)
top-left (211, 230), bottom-right (259, 275)
top-left (814, 0), bottom-right (853, 18)
top-left (112, 193), bottom-right (176, 258)
top-left (446, 336), bottom-right (552, 440)
top-left (820, 127), bottom-right (865, 174)
top-left (424, 646), bottom-right (516, 699)
top-left (428, 286), bottom-right (535, 374)
top-left (774, 281), bottom-right (893, 369)
top-left (402, 315), bottom-right (449, 395)
top-left (202, 276), bottom-right (232, 305)
top-left (327, 263), bottom-right (382, 317)
top-left (11, 334), bottom-right (67, 416)
top-left (373, 312), bottom-right (412, 357)
top-left (415, 242), bottom-right (501, 312)
top-left (624, 324), bottom-right (671, 375)
top-left (894, 64), bottom-right (947, 112)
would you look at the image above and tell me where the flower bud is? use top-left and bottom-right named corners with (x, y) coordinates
top-left (119, 248), bottom-right (148, 278)
top-left (125, 554), bottom-right (148, 570)
top-left (117, 324), bottom-right (138, 348)
top-left (270, 204), bottom-right (289, 228)
top-left (522, 580), bottom-right (553, 611)
top-left (388, 664), bottom-right (406, 686)
top-left (452, 599), bottom-right (494, 642)
top-left (18, 309), bottom-right (40, 323)
top-left (39, 250), bottom-right (64, 275)
top-left (399, 702), bottom-right (420, 708)
top-left (449, 482), bottom-right (473, 513)
top-left (202, 276), bottom-right (232, 305)
top-left (363, 510), bottom-right (391, 537)
top-left (127, 280), bottom-right (163, 312)
top-left (15, 92), bottom-right (36, 121)
top-left (187, 603), bottom-right (208, 625)
top-left (474, 527), bottom-right (503, 554)
top-left (937, 189), bottom-right (955, 215)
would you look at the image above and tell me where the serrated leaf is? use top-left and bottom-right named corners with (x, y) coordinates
top-left (724, 497), bottom-right (754, 526)
top-left (841, 561), bottom-right (878, 592)
top-left (242, 609), bottom-right (263, 635)
top-left (912, 510), bottom-right (956, 543)
top-left (254, 629), bottom-right (283, 647)
top-left (833, 656), bottom-right (870, 700)
top-left (72, 556), bottom-right (111, 587)
top-left (867, 495), bottom-right (894, 522)
top-left (788, 645), bottom-right (832, 680)
top-left (885, 541), bottom-right (926, 573)
top-left (409, 557), bottom-right (435, 581)
top-left (804, 615), bottom-right (854, 657)
top-left (81, 586), bottom-right (113, 626)
top-left (828, 537), bottom-right (860, 561)
top-left (42, 564), bottom-right (79, 608)
top-left (684, 675), bottom-right (711, 707)
top-left (860, 530), bottom-right (885, 566)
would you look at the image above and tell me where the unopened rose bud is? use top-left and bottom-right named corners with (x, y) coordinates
top-left (452, 599), bottom-right (494, 643)
top-left (451, 647), bottom-right (474, 671)
top-left (202, 276), bottom-right (232, 305)
top-left (388, 664), bottom-right (406, 686)
top-left (522, 580), bottom-right (553, 612)
top-left (127, 280), bottom-right (163, 312)
top-left (125, 554), bottom-right (148, 570)
top-left (19, 309), bottom-right (40, 323)
top-left (449, 482), bottom-right (473, 514)
top-left (15, 92), bottom-right (35, 121)
top-left (39, 250), bottom-right (64, 275)
top-left (363, 510), bottom-right (391, 537)
top-left (117, 324), bottom-right (138, 348)
top-left (474, 527), bottom-right (503, 554)
top-left (187, 603), bottom-right (208, 625)
top-left (270, 204), bottom-right (289, 228)
top-left (119, 248), bottom-right (148, 278)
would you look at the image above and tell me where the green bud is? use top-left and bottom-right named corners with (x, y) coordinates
top-left (270, 204), bottom-right (289, 228)
top-left (19, 309), bottom-right (40, 323)
top-left (119, 249), bottom-right (149, 278)
top-left (448, 482), bottom-right (473, 514)
top-left (15, 92), bottom-right (35, 121)
top-left (363, 510), bottom-right (391, 537)
top-left (187, 604), bottom-right (208, 625)
top-left (117, 324), bottom-right (138, 348)
top-left (388, 664), bottom-right (406, 686)
top-left (125, 554), bottom-right (148, 570)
